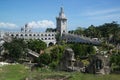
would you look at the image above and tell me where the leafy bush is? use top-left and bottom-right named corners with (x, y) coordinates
top-left (38, 53), bottom-right (51, 66)
top-left (27, 39), bottom-right (47, 53)
top-left (3, 38), bottom-right (27, 61)
top-left (50, 45), bottom-right (64, 62)
top-left (50, 45), bottom-right (65, 69)
top-left (49, 61), bottom-right (58, 69)
top-left (71, 43), bottom-right (95, 58)
top-left (110, 53), bottom-right (120, 68)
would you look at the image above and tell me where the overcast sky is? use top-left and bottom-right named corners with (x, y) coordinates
top-left (0, 0), bottom-right (120, 31)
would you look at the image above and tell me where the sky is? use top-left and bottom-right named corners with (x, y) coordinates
top-left (0, 0), bottom-right (120, 32)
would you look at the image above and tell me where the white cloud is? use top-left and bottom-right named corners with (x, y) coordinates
top-left (81, 7), bottom-right (120, 22)
top-left (84, 8), bottom-right (120, 16)
top-left (28, 20), bottom-right (55, 29)
top-left (89, 13), bottom-right (120, 21)
top-left (0, 22), bottom-right (17, 28)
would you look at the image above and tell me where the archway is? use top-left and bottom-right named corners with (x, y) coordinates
top-left (49, 42), bottom-right (54, 46)
top-left (96, 59), bottom-right (102, 70)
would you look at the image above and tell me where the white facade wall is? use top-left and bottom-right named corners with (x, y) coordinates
top-left (6, 31), bottom-right (56, 47)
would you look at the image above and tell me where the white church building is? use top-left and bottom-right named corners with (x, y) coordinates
top-left (0, 7), bottom-right (67, 46)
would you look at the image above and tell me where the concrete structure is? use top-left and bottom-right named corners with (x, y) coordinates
top-left (0, 7), bottom-right (66, 47)
top-left (59, 48), bottom-right (76, 71)
top-left (59, 48), bottom-right (110, 74)
top-left (0, 23), bottom-right (56, 47)
top-left (86, 54), bottom-right (110, 74)
top-left (62, 33), bottom-right (100, 45)
top-left (56, 7), bottom-right (67, 36)
top-left (6, 25), bottom-right (56, 47)
top-left (0, 7), bottom-right (100, 47)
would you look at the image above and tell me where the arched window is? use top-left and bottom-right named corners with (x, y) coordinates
top-left (11, 34), bottom-right (14, 37)
top-left (52, 38), bottom-right (54, 40)
top-left (33, 34), bottom-right (36, 36)
top-left (16, 34), bottom-right (18, 36)
top-left (52, 34), bottom-right (54, 36)
top-left (48, 34), bottom-right (51, 36)
top-left (21, 34), bottom-right (23, 36)
top-left (25, 34), bottom-right (27, 36)
top-left (29, 34), bottom-right (32, 36)
top-left (45, 34), bottom-right (47, 36)
top-left (37, 34), bottom-right (39, 36)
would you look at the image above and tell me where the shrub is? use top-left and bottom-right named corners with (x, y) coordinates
top-left (38, 53), bottom-right (51, 66)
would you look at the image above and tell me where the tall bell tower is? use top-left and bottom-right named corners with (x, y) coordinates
top-left (56, 7), bottom-right (67, 36)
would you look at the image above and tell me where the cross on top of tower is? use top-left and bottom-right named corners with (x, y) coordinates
top-left (61, 7), bottom-right (64, 13)
top-left (59, 7), bottom-right (66, 18)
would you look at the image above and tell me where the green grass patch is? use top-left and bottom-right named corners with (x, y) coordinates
top-left (0, 64), bottom-right (28, 80)
top-left (69, 72), bottom-right (120, 80)
top-left (0, 64), bottom-right (120, 80)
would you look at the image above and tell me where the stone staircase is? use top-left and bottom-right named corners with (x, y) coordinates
top-left (27, 49), bottom-right (40, 58)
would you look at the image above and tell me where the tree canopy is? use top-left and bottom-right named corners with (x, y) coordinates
top-left (45, 28), bottom-right (56, 32)
top-left (70, 43), bottom-right (96, 58)
top-left (69, 21), bottom-right (120, 44)
top-left (27, 39), bottom-right (47, 53)
top-left (3, 38), bottom-right (27, 61)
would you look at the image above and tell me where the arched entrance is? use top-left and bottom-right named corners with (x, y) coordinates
top-left (48, 42), bottom-right (54, 46)
top-left (96, 59), bottom-right (102, 70)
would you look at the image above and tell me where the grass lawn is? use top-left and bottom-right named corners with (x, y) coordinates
top-left (0, 64), bottom-right (120, 80)
top-left (0, 64), bottom-right (28, 80)
top-left (69, 72), bottom-right (120, 80)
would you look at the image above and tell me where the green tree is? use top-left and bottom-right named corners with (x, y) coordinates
top-left (68, 30), bottom-right (75, 34)
top-left (27, 39), bottom-right (47, 53)
top-left (84, 25), bottom-right (98, 38)
top-left (74, 27), bottom-right (85, 35)
top-left (55, 33), bottom-right (61, 44)
top-left (45, 28), bottom-right (56, 32)
top-left (50, 45), bottom-right (64, 61)
top-left (71, 43), bottom-right (95, 58)
top-left (38, 53), bottom-right (51, 66)
top-left (3, 38), bottom-right (27, 61)
top-left (97, 21), bottom-right (120, 43)
top-left (110, 52), bottom-right (120, 71)
top-left (49, 45), bottom-right (65, 68)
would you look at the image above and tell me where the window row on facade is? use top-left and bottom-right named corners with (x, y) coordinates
top-left (16, 37), bottom-right (55, 40)
top-left (10, 33), bottom-right (55, 37)
top-left (33, 37), bottom-right (55, 40)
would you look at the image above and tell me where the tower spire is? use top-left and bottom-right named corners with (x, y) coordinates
top-left (59, 7), bottom-right (66, 18)
top-left (61, 7), bottom-right (64, 13)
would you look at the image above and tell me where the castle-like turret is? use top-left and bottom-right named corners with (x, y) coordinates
top-left (21, 24), bottom-right (31, 32)
top-left (56, 7), bottom-right (67, 36)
